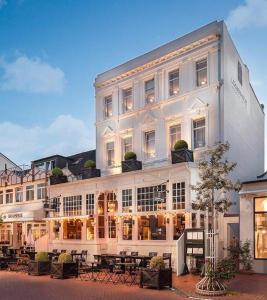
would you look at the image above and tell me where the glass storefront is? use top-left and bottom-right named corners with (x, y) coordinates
top-left (63, 219), bottom-right (82, 240)
top-left (255, 198), bottom-right (267, 259)
top-left (138, 215), bottom-right (166, 240)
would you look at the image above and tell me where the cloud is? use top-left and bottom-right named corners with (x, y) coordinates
top-left (0, 55), bottom-right (66, 94)
top-left (0, 0), bottom-right (7, 9)
top-left (227, 0), bottom-right (267, 30)
top-left (0, 115), bottom-right (95, 165)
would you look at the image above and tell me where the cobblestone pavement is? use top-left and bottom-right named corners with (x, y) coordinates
top-left (0, 271), bottom-right (183, 300)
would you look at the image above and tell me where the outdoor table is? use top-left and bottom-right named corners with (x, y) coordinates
top-left (71, 252), bottom-right (83, 262)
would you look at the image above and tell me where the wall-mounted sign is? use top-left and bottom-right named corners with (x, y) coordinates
top-left (2, 211), bottom-right (35, 222)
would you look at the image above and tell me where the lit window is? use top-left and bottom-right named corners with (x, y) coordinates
top-left (0, 191), bottom-right (3, 205)
top-left (138, 215), bottom-right (166, 240)
top-left (86, 194), bottom-right (94, 215)
top-left (108, 216), bottom-right (116, 238)
top-left (254, 198), bottom-right (267, 259)
top-left (173, 214), bottom-right (185, 240)
top-left (86, 218), bottom-right (95, 240)
top-left (144, 130), bottom-right (155, 159)
top-left (26, 185), bottom-right (34, 201)
top-left (122, 87), bottom-right (133, 113)
top-left (6, 189), bottom-right (13, 204)
top-left (122, 136), bottom-right (132, 159)
top-left (104, 95), bottom-right (113, 118)
top-left (169, 69), bottom-right (179, 96)
top-left (106, 141), bottom-right (115, 167)
top-left (145, 78), bottom-right (155, 104)
top-left (169, 124), bottom-right (181, 150)
top-left (196, 59), bottom-right (207, 87)
top-left (97, 194), bottom-right (105, 238)
top-left (238, 61), bottom-right (242, 85)
top-left (193, 118), bottom-right (205, 149)
top-left (37, 183), bottom-right (46, 200)
top-left (63, 219), bottom-right (82, 240)
top-left (137, 185), bottom-right (166, 212)
top-left (15, 187), bottom-right (23, 203)
top-left (122, 189), bottom-right (133, 213)
top-left (172, 182), bottom-right (185, 210)
top-left (123, 217), bottom-right (133, 240)
top-left (63, 195), bottom-right (82, 216)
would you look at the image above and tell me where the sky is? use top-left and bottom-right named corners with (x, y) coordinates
top-left (0, 0), bottom-right (267, 165)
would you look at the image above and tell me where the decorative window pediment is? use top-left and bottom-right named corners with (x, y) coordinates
top-left (103, 126), bottom-right (115, 138)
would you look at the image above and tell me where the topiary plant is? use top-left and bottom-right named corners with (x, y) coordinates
top-left (174, 140), bottom-right (188, 151)
top-left (124, 151), bottom-right (137, 161)
top-left (84, 160), bottom-right (96, 168)
top-left (35, 252), bottom-right (49, 262)
top-left (149, 256), bottom-right (165, 270)
top-left (52, 167), bottom-right (63, 176)
top-left (58, 253), bottom-right (73, 263)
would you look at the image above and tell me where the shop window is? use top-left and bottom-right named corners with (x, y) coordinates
top-left (172, 182), bottom-right (185, 209)
top-left (6, 189), bottom-right (13, 204)
top-left (0, 226), bottom-right (11, 245)
top-left (108, 216), bottom-right (116, 238)
top-left (63, 195), bottom-right (82, 216)
top-left (173, 214), bottom-right (185, 240)
top-left (254, 198), bottom-right (267, 259)
top-left (122, 189), bottom-right (133, 213)
top-left (107, 192), bottom-right (117, 213)
top-left (122, 217), bottom-right (133, 240)
top-left (15, 187), bottom-right (23, 203)
top-left (86, 218), bottom-right (95, 240)
top-left (137, 184), bottom-right (166, 212)
top-left (37, 183), bottom-right (46, 200)
top-left (63, 219), bottom-right (82, 240)
top-left (97, 194), bottom-right (105, 239)
top-left (26, 185), bottom-right (34, 201)
top-left (53, 221), bottom-right (60, 240)
top-left (138, 215), bottom-right (166, 240)
top-left (86, 194), bottom-right (94, 215)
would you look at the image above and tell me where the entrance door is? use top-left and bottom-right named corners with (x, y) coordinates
top-left (14, 223), bottom-right (23, 248)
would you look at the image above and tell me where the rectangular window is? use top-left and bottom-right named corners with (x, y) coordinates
top-left (63, 219), bottom-right (82, 240)
top-left (137, 184), bottom-right (166, 212)
top-left (122, 136), bottom-right (132, 159)
top-left (173, 214), bottom-right (185, 240)
top-left (0, 191), bottom-right (3, 205)
top-left (169, 124), bottom-right (181, 150)
top-left (86, 194), bottom-right (94, 215)
top-left (104, 95), bottom-right (113, 118)
top-left (52, 197), bottom-right (60, 217)
top-left (138, 215), bottom-right (166, 240)
top-left (26, 185), bottom-right (34, 201)
top-left (169, 69), bottom-right (179, 96)
top-left (15, 187), bottom-right (23, 203)
top-left (145, 78), bottom-right (155, 104)
top-left (123, 217), bottom-right (133, 240)
top-left (254, 197), bottom-right (267, 259)
top-left (196, 59), bottom-right (207, 87)
top-left (238, 61), bottom-right (242, 85)
top-left (144, 130), bottom-right (155, 159)
top-left (122, 87), bottom-right (133, 113)
top-left (63, 195), bottom-right (82, 216)
top-left (106, 141), bottom-right (115, 167)
top-left (193, 118), bottom-right (205, 149)
top-left (97, 196), bottom-right (105, 238)
top-left (122, 189), bottom-right (133, 213)
top-left (6, 189), bottom-right (13, 204)
top-left (108, 216), bottom-right (116, 238)
top-left (173, 182), bottom-right (185, 210)
top-left (37, 183), bottom-right (46, 200)
top-left (86, 218), bottom-right (95, 240)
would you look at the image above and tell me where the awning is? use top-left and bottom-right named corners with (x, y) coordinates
top-left (0, 203), bottom-right (45, 222)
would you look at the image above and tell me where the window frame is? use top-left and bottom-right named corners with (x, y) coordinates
top-left (0, 190), bottom-right (4, 205)
top-left (106, 141), bottom-right (115, 167)
top-left (144, 130), bottom-right (156, 159)
top-left (144, 78), bottom-right (155, 105)
top-left (172, 181), bottom-right (186, 210)
top-left (137, 184), bottom-right (166, 212)
top-left (196, 58), bottom-right (208, 87)
top-left (63, 195), bottom-right (82, 217)
top-left (254, 197), bottom-right (267, 260)
top-left (169, 124), bottom-right (181, 151)
top-left (26, 185), bottom-right (34, 201)
top-left (122, 87), bottom-right (133, 113)
top-left (6, 189), bottom-right (14, 204)
top-left (15, 187), bottom-right (23, 203)
top-left (121, 136), bottom-right (133, 160)
top-left (168, 68), bottom-right (179, 97)
top-left (86, 194), bottom-right (95, 216)
top-left (192, 117), bottom-right (206, 149)
top-left (37, 183), bottom-right (46, 200)
top-left (104, 95), bottom-right (113, 119)
top-left (122, 189), bottom-right (133, 213)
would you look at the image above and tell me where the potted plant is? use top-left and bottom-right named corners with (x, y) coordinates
top-left (51, 253), bottom-right (78, 279)
top-left (171, 140), bottom-right (194, 164)
top-left (140, 256), bottom-right (172, 290)
top-left (28, 252), bottom-right (51, 276)
top-left (50, 167), bottom-right (68, 185)
top-left (82, 160), bottom-right (101, 179)
top-left (122, 151), bottom-right (142, 173)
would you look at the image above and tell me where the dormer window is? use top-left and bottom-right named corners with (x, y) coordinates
top-left (104, 95), bottom-right (113, 118)
top-left (122, 87), bottom-right (133, 113)
top-left (145, 78), bottom-right (155, 104)
top-left (238, 61), bottom-right (242, 85)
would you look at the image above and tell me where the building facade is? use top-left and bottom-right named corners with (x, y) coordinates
top-left (44, 21), bottom-right (264, 269)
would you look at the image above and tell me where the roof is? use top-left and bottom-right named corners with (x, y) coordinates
top-left (95, 20), bottom-right (223, 85)
top-left (242, 172), bottom-right (267, 185)
top-left (0, 153), bottom-right (21, 171)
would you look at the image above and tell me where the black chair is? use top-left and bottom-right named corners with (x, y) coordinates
top-left (52, 249), bottom-right (58, 254)
top-left (163, 253), bottom-right (172, 268)
top-left (119, 251), bottom-right (127, 256)
top-left (130, 251), bottom-right (138, 256)
top-left (71, 250), bottom-right (77, 254)
top-left (148, 252), bottom-right (157, 257)
top-left (60, 249), bottom-right (66, 253)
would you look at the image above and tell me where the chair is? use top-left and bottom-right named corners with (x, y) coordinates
top-left (163, 253), bottom-right (172, 268)
top-left (71, 250), bottom-right (77, 254)
top-left (52, 249), bottom-right (58, 254)
top-left (119, 251), bottom-right (127, 256)
top-left (81, 250), bottom-right (88, 262)
top-left (148, 252), bottom-right (157, 257)
top-left (60, 249), bottom-right (66, 253)
top-left (131, 251), bottom-right (138, 256)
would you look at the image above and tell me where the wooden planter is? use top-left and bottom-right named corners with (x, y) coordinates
top-left (140, 268), bottom-right (172, 290)
top-left (50, 175), bottom-right (68, 185)
top-left (50, 262), bottom-right (78, 279)
top-left (82, 168), bottom-right (101, 179)
top-left (121, 159), bottom-right (142, 173)
top-left (171, 149), bottom-right (194, 164)
top-left (28, 261), bottom-right (51, 276)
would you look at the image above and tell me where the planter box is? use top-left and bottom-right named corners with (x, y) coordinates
top-left (82, 168), bottom-right (101, 179)
top-left (28, 261), bottom-right (51, 276)
top-left (121, 159), bottom-right (142, 173)
top-left (171, 149), bottom-right (194, 164)
top-left (50, 175), bottom-right (68, 185)
top-left (50, 262), bottom-right (78, 279)
top-left (140, 268), bottom-right (172, 290)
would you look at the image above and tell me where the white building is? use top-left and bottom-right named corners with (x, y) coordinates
top-left (0, 153), bottom-right (20, 171)
top-left (45, 21), bottom-right (264, 270)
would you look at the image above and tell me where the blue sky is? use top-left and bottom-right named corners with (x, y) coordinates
top-left (0, 0), bottom-right (267, 165)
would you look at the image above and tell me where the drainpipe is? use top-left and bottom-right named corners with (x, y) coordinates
top-left (217, 24), bottom-right (223, 143)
